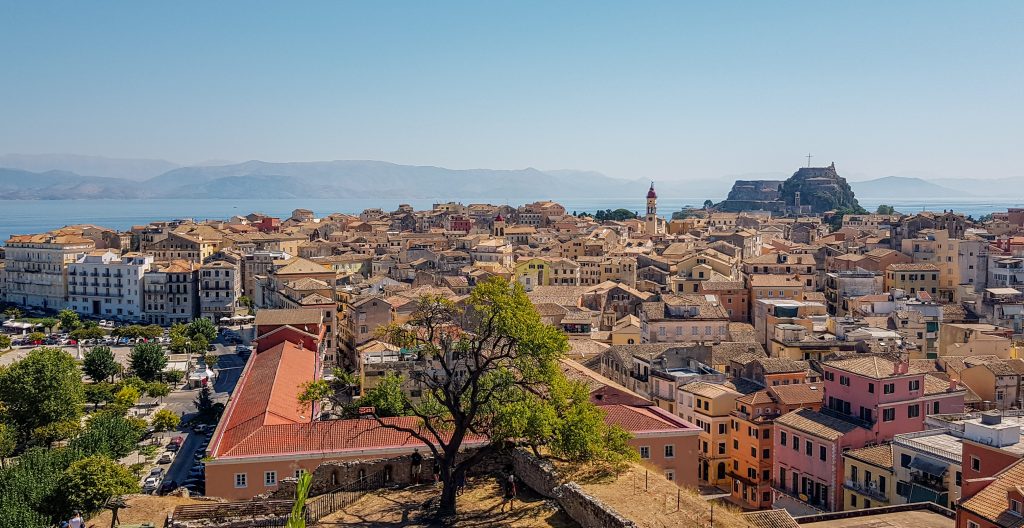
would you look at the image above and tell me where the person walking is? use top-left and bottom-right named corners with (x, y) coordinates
top-left (500, 473), bottom-right (517, 512)
top-left (68, 511), bottom-right (84, 528)
top-left (410, 448), bottom-right (423, 484)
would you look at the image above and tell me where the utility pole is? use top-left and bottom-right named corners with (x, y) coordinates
top-left (806, 153), bottom-right (813, 167)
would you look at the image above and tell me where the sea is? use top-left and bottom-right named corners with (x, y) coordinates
top-left (1, 197), bottom-right (1022, 242)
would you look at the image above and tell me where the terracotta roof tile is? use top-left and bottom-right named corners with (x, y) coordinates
top-left (844, 443), bottom-right (893, 469)
top-left (959, 457), bottom-right (1024, 527)
top-left (775, 408), bottom-right (864, 441)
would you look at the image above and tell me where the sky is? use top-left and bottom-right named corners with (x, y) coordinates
top-left (1, 1), bottom-right (1021, 182)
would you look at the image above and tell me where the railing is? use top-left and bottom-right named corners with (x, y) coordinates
top-left (304, 469), bottom-right (389, 523)
top-left (843, 479), bottom-right (888, 502)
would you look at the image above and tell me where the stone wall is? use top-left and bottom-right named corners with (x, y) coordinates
top-left (512, 449), bottom-right (636, 528)
top-left (265, 448), bottom-right (510, 500)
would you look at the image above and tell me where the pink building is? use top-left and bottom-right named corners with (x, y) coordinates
top-left (773, 356), bottom-right (966, 512)
top-left (821, 356), bottom-right (965, 443)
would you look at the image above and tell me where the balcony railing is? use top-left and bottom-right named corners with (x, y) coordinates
top-left (843, 479), bottom-right (888, 502)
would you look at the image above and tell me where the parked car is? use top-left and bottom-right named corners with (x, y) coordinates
top-left (158, 452), bottom-right (174, 464)
top-left (149, 467), bottom-right (165, 478)
top-left (206, 343), bottom-right (217, 352)
top-left (142, 476), bottom-right (160, 494)
top-left (193, 424), bottom-right (208, 433)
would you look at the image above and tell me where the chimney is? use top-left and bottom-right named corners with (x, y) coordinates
top-left (949, 377), bottom-right (959, 391)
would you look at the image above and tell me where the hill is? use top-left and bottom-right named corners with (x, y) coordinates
top-left (850, 176), bottom-right (969, 200)
top-left (0, 153), bottom-right (180, 181)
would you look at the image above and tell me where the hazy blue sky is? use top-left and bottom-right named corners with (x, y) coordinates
top-left (1, 1), bottom-right (1021, 181)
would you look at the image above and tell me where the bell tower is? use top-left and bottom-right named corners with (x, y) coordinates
top-left (645, 182), bottom-right (660, 234)
top-left (492, 214), bottom-right (506, 238)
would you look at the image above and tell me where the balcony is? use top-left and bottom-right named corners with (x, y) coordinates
top-left (772, 484), bottom-right (829, 511)
top-left (843, 480), bottom-right (888, 502)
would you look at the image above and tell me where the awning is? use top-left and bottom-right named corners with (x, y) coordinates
top-left (219, 317), bottom-right (232, 322)
top-left (909, 457), bottom-right (948, 478)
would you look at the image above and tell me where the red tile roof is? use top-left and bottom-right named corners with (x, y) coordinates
top-left (601, 404), bottom-right (701, 436)
top-left (212, 341), bottom-right (318, 458)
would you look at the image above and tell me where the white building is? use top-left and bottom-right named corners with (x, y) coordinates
top-left (68, 251), bottom-right (153, 320)
top-left (200, 260), bottom-right (241, 323)
top-left (3, 233), bottom-right (95, 310)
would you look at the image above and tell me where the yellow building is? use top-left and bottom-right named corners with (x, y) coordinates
top-left (678, 381), bottom-right (741, 489)
top-left (610, 315), bottom-right (641, 345)
top-left (514, 257), bottom-right (580, 290)
top-left (884, 263), bottom-right (940, 296)
top-left (842, 443), bottom-right (895, 510)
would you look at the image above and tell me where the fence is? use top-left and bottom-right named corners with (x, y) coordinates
top-left (303, 470), bottom-right (388, 523)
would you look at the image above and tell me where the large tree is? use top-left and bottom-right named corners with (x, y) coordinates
top-left (0, 347), bottom-right (85, 442)
top-left (128, 342), bottom-right (167, 381)
top-left (321, 277), bottom-right (631, 516)
top-left (0, 334), bottom-right (10, 351)
top-left (57, 309), bottom-right (82, 332)
top-left (60, 455), bottom-right (138, 513)
top-left (82, 345), bottom-right (120, 382)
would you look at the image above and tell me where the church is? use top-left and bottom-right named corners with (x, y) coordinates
top-left (645, 182), bottom-right (666, 235)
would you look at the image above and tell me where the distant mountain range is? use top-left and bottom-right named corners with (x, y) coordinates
top-left (0, 154), bottom-right (1015, 201)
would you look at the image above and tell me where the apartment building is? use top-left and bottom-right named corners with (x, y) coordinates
top-left (142, 260), bottom-right (200, 326)
top-left (639, 294), bottom-right (730, 344)
top-left (200, 260), bottom-right (241, 323)
top-left (900, 228), bottom-right (987, 301)
top-left (67, 251), bottom-right (153, 320)
top-left (885, 263), bottom-right (940, 296)
top-left (729, 384), bottom-right (823, 509)
top-left (842, 443), bottom-right (894, 510)
top-left (3, 233), bottom-right (95, 310)
top-left (678, 381), bottom-right (741, 489)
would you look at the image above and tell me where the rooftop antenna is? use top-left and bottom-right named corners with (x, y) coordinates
top-left (805, 153), bottom-right (813, 167)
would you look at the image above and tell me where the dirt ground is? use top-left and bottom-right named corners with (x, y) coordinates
top-left (316, 477), bottom-right (578, 528)
top-left (574, 464), bottom-right (747, 528)
top-left (87, 494), bottom-right (213, 527)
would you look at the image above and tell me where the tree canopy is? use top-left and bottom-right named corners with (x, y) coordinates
top-left (876, 204), bottom-right (896, 215)
top-left (128, 342), bottom-right (167, 381)
top-left (60, 455), bottom-right (138, 513)
top-left (0, 347), bottom-right (84, 442)
top-left (593, 208), bottom-right (638, 222)
top-left (313, 277), bottom-right (636, 515)
top-left (83, 345), bottom-right (120, 382)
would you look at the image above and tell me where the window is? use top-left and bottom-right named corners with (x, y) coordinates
top-left (955, 471), bottom-right (962, 487)
top-left (805, 441), bottom-right (812, 456)
top-left (733, 439), bottom-right (739, 450)
top-left (933, 402), bottom-right (941, 414)
top-left (839, 375), bottom-right (850, 386)
top-left (850, 494), bottom-right (857, 507)
top-left (295, 469), bottom-right (306, 479)
top-left (718, 423), bottom-right (726, 434)
top-left (868, 383), bottom-right (874, 393)
top-left (971, 455), bottom-right (980, 472)
top-left (819, 445), bottom-right (827, 461)
top-left (908, 404), bottom-right (920, 418)
top-left (763, 448), bottom-right (770, 459)
top-left (967, 522), bottom-right (980, 528)
top-left (639, 446), bottom-right (650, 459)
top-left (901, 454), bottom-right (912, 468)
top-left (718, 442), bottom-right (726, 455)
top-left (665, 470), bottom-right (675, 482)
top-left (792, 436), bottom-right (800, 451)
top-left (234, 473), bottom-right (248, 488)
top-left (264, 471), bottom-right (277, 486)
top-left (665, 445), bottom-right (675, 458)
top-left (780, 431), bottom-right (787, 446)
top-left (909, 379), bottom-right (920, 391)
top-left (883, 383), bottom-right (895, 394)
top-left (883, 408), bottom-right (895, 422)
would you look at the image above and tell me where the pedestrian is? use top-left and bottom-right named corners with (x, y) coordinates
top-left (68, 510), bottom-right (84, 528)
top-left (432, 460), bottom-right (441, 484)
top-left (500, 473), bottom-right (517, 512)
top-left (455, 470), bottom-right (466, 496)
top-left (410, 448), bottom-right (423, 484)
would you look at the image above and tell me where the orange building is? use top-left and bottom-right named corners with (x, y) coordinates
top-left (728, 384), bottom-right (824, 509)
